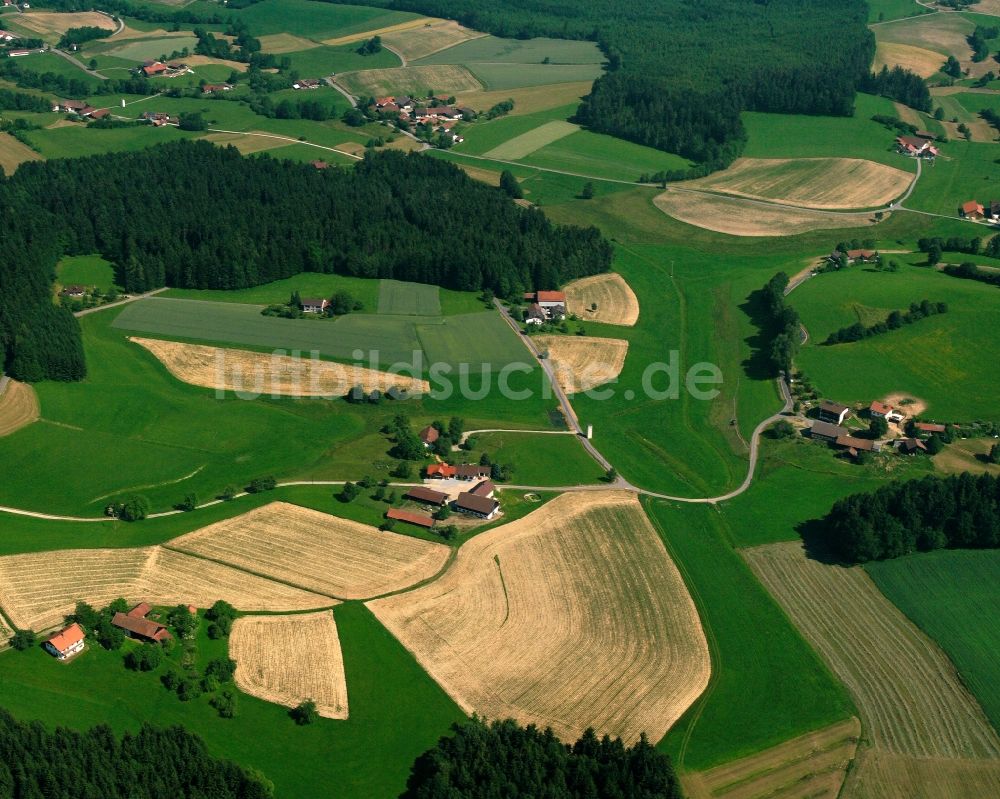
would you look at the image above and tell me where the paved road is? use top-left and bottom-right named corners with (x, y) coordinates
top-left (74, 287), bottom-right (168, 318)
top-left (47, 46), bottom-right (107, 80)
top-left (325, 77), bottom-right (358, 108)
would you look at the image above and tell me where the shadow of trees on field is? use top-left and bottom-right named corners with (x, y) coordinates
top-left (739, 287), bottom-right (779, 381)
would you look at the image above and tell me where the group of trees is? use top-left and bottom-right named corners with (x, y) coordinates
top-left (0, 710), bottom-right (272, 798)
top-left (944, 261), bottom-right (1000, 288)
top-left (58, 24), bottom-right (113, 49)
top-left (1, 142), bottom-right (609, 381)
top-left (386, 414), bottom-right (427, 461)
top-left (969, 24), bottom-right (998, 62)
top-left (356, 34), bottom-right (382, 55)
top-left (819, 473), bottom-right (1000, 563)
top-left (823, 300), bottom-right (948, 345)
top-left (0, 57), bottom-right (152, 100)
top-left (858, 65), bottom-right (932, 112)
top-left (425, 417), bottom-right (465, 456)
top-left (333, 0), bottom-right (873, 173)
top-left (0, 87), bottom-right (53, 114)
top-left (754, 272), bottom-right (801, 377)
top-left (262, 290), bottom-right (363, 319)
top-left (401, 717), bottom-right (682, 798)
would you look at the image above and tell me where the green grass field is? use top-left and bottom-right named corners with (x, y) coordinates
top-left (0, 602), bottom-right (465, 799)
top-left (105, 36), bottom-right (198, 61)
top-left (463, 431), bottom-right (603, 486)
top-left (648, 500), bottom-right (855, 770)
top-left (742, 93), bottom-right (918, 170)
top-left (232, 0), bottom-right (417, 39)
top-left (56, 254), bottom-right (117, 292)
top-left (415, 35), bottom-right (604, 66)
top-left (416, 310), bottom-right (533, 370)
top-left (485, 120), bottom-right (579, 159)
top-left (868, 0), bottom-right (931, 22)
top-left (456, 103), bottom-right (580, 156)
top-left (24, 125), bottom-right (195, 160)
top-left (377, 279), bottom-right (441, 315)
top-left (793, 260), bottom-right (1000, 420)
top-left (285, 43), bottom-right (400, 76)
top-left (521, 129), bottom-right (693, 181)
top-left (906, 140), bottom-right (1000, 216)
top-left (866, 550), bottom-right (1000, 733)
top-left (466, 62), bottom-right (605, 91)
top-left (163, 274), bottom-right (381, 310)
top-left (12, 52), bottom-right (102, 86)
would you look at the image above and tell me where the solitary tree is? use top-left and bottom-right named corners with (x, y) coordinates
top-left (290, 700), bottom-right (319, 725)
top-left (580, 181), bottom-right (595, 199)
top-left (499, 170), bottom-right (523, 199)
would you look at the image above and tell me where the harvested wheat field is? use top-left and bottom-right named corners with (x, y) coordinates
top-left (0, 545), bottom-right (329, 631)
top-left (685, 158), bottom-right (912, 210)
top-left (0, 380), bottom-right (39, 437)
top-left (257, 33), bottom-right (322, 54)
top-left (534, 335), bottom-right (628, 394)
top-left (230, 612), bottom-right (348, 719)
top-left (185, 55), bottom-right (249, 72)
top-left (170, 501), bottom-right (449, 600)
top-left (843, 748), bottom-right (1000, 799)
top-left (201, 132), bottom-right (293, 155)
top-left (683, 717), bottom-right (860, 799)
top-left (382, 19), bottom-right (486, 61)
top-left (368, 491), bottom-right (710, 744)
top-left (337, 65), bottom-right (482, 97)
top-left (654, 191), bottom-right (880, 237)
top-left (14, 11), bottom-right (116, 37)
top-left (0, 133), bottom-right (43, 177)
top-left (131, 337), bottom-right (429, 396)
top-left (564, 273), bottom-right (639, 326)
top-left (744, 542), bottom-right (1000, 759)
top-left (323, 16), bottom-right (433, 46)
top-left (874, 42), bottom-right (945, 78)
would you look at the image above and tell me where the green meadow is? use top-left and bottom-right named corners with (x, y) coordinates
top-left (24, 125), bottom-right (195, 160)
top-left (792, 261), bottom-right (1000, 420)
top-left (648, 500), bottom-right (855, 770)
top-left (867, 0), bottom-right (931, 22)
top-left (56, 255), bottom-right (117, 292)
top-left (284, 43), bottom-right (400, 76)
top-left (378, 279), bottom-right (441, 315)
top-left (0, 603), bottom-right (465, 799)
top-left (462, 431), bottom-right (603, 486)
top-left (105, 36), bottom-right (198, 62)
top-left (231, 0), bottom-right (417, 39)
top-left (905, 140), bottom-right (1000, 216)
top-left (415, 36), bottom-right (604, 66)
top-left (866, 550), bottom-right (1000, 732)
top-left (13, 52), bottom-right (102, 86)
top-left (455, 103), bottom-right (580, 156)
top-left (467, 62), bottom-right (605, 91)
top-left (521, 129), bottom-right (693, 181)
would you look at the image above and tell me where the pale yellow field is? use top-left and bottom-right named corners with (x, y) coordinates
top-left (368, 491), bottom-right (710, 744)
top-left (322, 16), bottom-right (433, 47)
top-left (843, 748), bottom-right (1000, 799)
top-left (534, 335), bottom-right (628, 394)
top-left (935, 439), bottom-right (1000, 477)
top-left (0, 132), bottom-right (43, 177)
top-left (14, 11), bottom-right (116, 37)
top-left (654, 191), bottom-right (880, 237)
top-left (185, 54), bottom-right (248, 72)
top-left (874, 42), bottom-right (944, 78)
top-left (170, 501), bottom-right (450, 600)
top-left (0, 545), bottom-right (330, 631)
top-left (201, 132), bottom-right (293, 155)
top-left (0, 380), bottom-right (39, 437)
top-left (337, 65), bottom-right (482, 97)
top-left (111, 26), bottom-right (177, 40)
top-left (455, 163), bottom-right (502, 186)
top-left (744, 542), bottom-right (1000, 760)
top-left (684, 717), bottom-right (861, 799)
top-left (257, 33), bottom-right (321, 54)
top-left (564, 273), bottom-right (639, 326)
top-left (131, 337), bottom-right (430, 396)
top-left (381, 19), bottom-right (486, 61)
top-left (455, 82), bottom-right (594, 116)
top-left (230, 612), bottom-right (348, 719)
top-left (894, 102), bottom-right (925, 130)
top-left (685, 158), bottom-right (912, 210)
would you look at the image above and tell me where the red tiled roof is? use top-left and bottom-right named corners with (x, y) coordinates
top-left (961, 200), bottom-right (984, 215)
top-left (427, 463), bottom-right (457, 478)
top-left (47, 623), bottom-right (85, 653)
top-left (915, 422), bottom-right (946, 433)
top-left (535, 291), bottom-right (566, 303)
top-left (419, 425), bottom-right (440, 444)
top-left (869, 401), bottom-right (892, 415)
top-left (386, 508), bottom-right (435, 528)
top-left (128, 602), bottom-right (151, 618)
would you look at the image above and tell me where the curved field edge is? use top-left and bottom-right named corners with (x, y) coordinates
top-left (0, 380), bottom-right (40, 437)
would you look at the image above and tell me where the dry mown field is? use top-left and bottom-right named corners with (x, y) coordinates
top-left (132, 337), bottom-right (429, 396)
top-left (382, 19), bottom-right (486, 61)
top-left (455, 82), bottom-right (593, 116)
top-left (171, 501), bottom-right (449, 600)
top-left (743, 542), bottom-right (1000, 760)
top-left (337, 65), bottom-right (481, 97)
top-left (14, 11), bottom-right (116, 37)
top-left (257, 33), bottom-right (322, 54)
top-left (843, 749), bottom-right (1000, 799)
top-left (0, 380), bottom-right (39, 437)
top-left (368, 491), bottom-right (710, 744)
top-left (874, 42), bottom-right (944, 78)
top-left (564, 273), bottom-right (639, 327)
top-left (654, 191), bottom-right (880, 237)
top-left (684, 717), bottom-right (861, 799)
top-left (0, 545), bottom-right (330, 631)
top-left (230, 612), bottom-right (348, 719)
top-left (0, 133), bottom-right (43, 177)
top-left (534, 335), bottom-right (628, 394)
top-left (185, 55), bottom-right (249, 72)
top-left (685, 158), bottom-right (912, 210)
top-left (200, 132), bottom-right (293, 155)
top-left (322, 16), bottom-right (433, 47)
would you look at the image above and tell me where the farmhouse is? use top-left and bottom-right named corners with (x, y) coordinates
top-left (202, 83), bottom-right (233, 94)
top-left (405, 486), bottom-right (449, 507)
top-left (898, 437), bottom-right (927, 454)
top-left (426, 463), bottom-right (457, 479)
top-left (293, 79), bottom-right (321, 90)
top-left (44, 623), bottom-right (85, 660)
top-left (525, 303), bottom-right (546, 325)
top-left (817, 400), bottom-right (851, 424)
top-left (868, 400), bottom-right (902, 422)
top-left (386, 508), bottom-right (435, 528)
top-left (895, 136), bottom-right (939, 158)
top-left (419, 425), bottom-right (439, 447)
top-left (810, 420), bottom-right (848, 441)
top-left (453, 491), bottom-right (501, 520)
top-left (300, 297), bottom-right (328, 314)
top-left (142, 111), bottom-right (174, 126)
top-left (375, 96), bottom-right (396, 108)
top-left (523, 290), bottom-right (567, 321)
top-left (960, 201), bottom-right (985, 220)
top-left (141, 61), bottom-right (167, 77)
top-left (59, 284), bottom-right (87, 298)
top-left (455, 464), bottom-right (491, 481)
top-left (90, 108), bottom-right (110, 120)
top-left (469, 479), bottom-right (496, 498)
top-left (53, 99), bottom-right (89, 114)
top-left (834, 434), bottom-right (878, 458)
top-left (112, 608), bottom-right (172, 643)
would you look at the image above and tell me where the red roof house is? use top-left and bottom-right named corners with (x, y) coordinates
top-left (45, 623), bottom-right (86, 660)
top-left (960, 201), bottom-right (985, 219)
top-left (915, 422), bottom-right (946, 433)
top-left (419, 425), bottom-right (440, 446)
top-left (869, 401), bottom-right (893, 418)
top-left (426, 463), bottom-right (457, 479)
top-left (112, 612), bottom-right (172, 642)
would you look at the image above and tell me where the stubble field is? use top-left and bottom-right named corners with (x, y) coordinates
top-left (0, 133), bottom-right (44, 177)
top-left (563, 273), bottom-right (640, 326)
top-left (380, 19), bottom-right (486, 61)
top-left (336, 65), bottom-right (482, 96)
top-left (230, 611), bottom-right (348, 719)
top-left (171, 502), bottom-right (450, 600)
top-left (0, 380), bottom-right (39, 437)
top-left (368, 491), bottom-right (710, 744)
top-left (534, 335), bottom-right (628, 394)
top-left (12, 11), bottom-right (116, 38)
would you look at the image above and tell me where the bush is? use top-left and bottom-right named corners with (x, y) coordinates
top-left (205, 657), bottom-right (237, 683)
top-left (247, 476), bottom-right (277, 493)
top-left (124, 645), bottom-right (163, 672)
top-left (768, 419), bottom-right (796, 439)
top-left (118, 495), bottom-right (150, 521)
top-left (175, 492), bottom-right (198, 512)
top-left (211, 689), bottom-right (238, 718)
top-left (176, 678), bottom-right (202, 702)
top-left (290, 699), bottom-right (319, 725)
top-left (9, 629), bottom-right (35, 651)
top-left (339, 481), bottom-right (360, 502)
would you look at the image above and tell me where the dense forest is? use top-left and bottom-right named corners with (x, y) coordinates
top-left (329, 0), bottom-right (875, 172)
top-left (0, 708), bottom-right (272, 798)
top-left (0, 142), bottom-right (609, 381)
top-left (820, 473), bottom-right (1000, 562)
top-left (402, 718), bottom-right (682, 799)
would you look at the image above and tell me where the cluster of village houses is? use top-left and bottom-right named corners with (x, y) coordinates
top-left (522, 290), bottom-right (567, 325)
top-left (374, 95), bottom-right (471, 143)
top-left (42, 601), bottom-right (192, 661)
top-left (808, 399), bottom-right (943, 458)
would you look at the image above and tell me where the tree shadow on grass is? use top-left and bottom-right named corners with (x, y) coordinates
top-left (796, 516), bottom-right (847, 565)
top-left (739, 287), bottom-right (779, 381)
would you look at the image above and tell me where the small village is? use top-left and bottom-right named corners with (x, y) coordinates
top-left (374, 94), bottom-right (471, 144)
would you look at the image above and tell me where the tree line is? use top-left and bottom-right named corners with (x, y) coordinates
top-left (0, 57), bottom-right (152, 100)
top-left (0, 708), bottom-right (272, 798)
top-left (858, 65), bottom-right (932, 112)
top-left (752, 272), bottom-right (800, 377)
top-left (819, 473), bottom-right (1000, 563)
top-left (401, 717), bottom-right (682, 798)
top-left (823, 300), bottom-right (948, 345)
top-left (0, 142), bottom-right (609, 381)
top-left (944, 261), bottom-right (1000, 288)
top-left (321, 0), bottom-right (875, 174)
